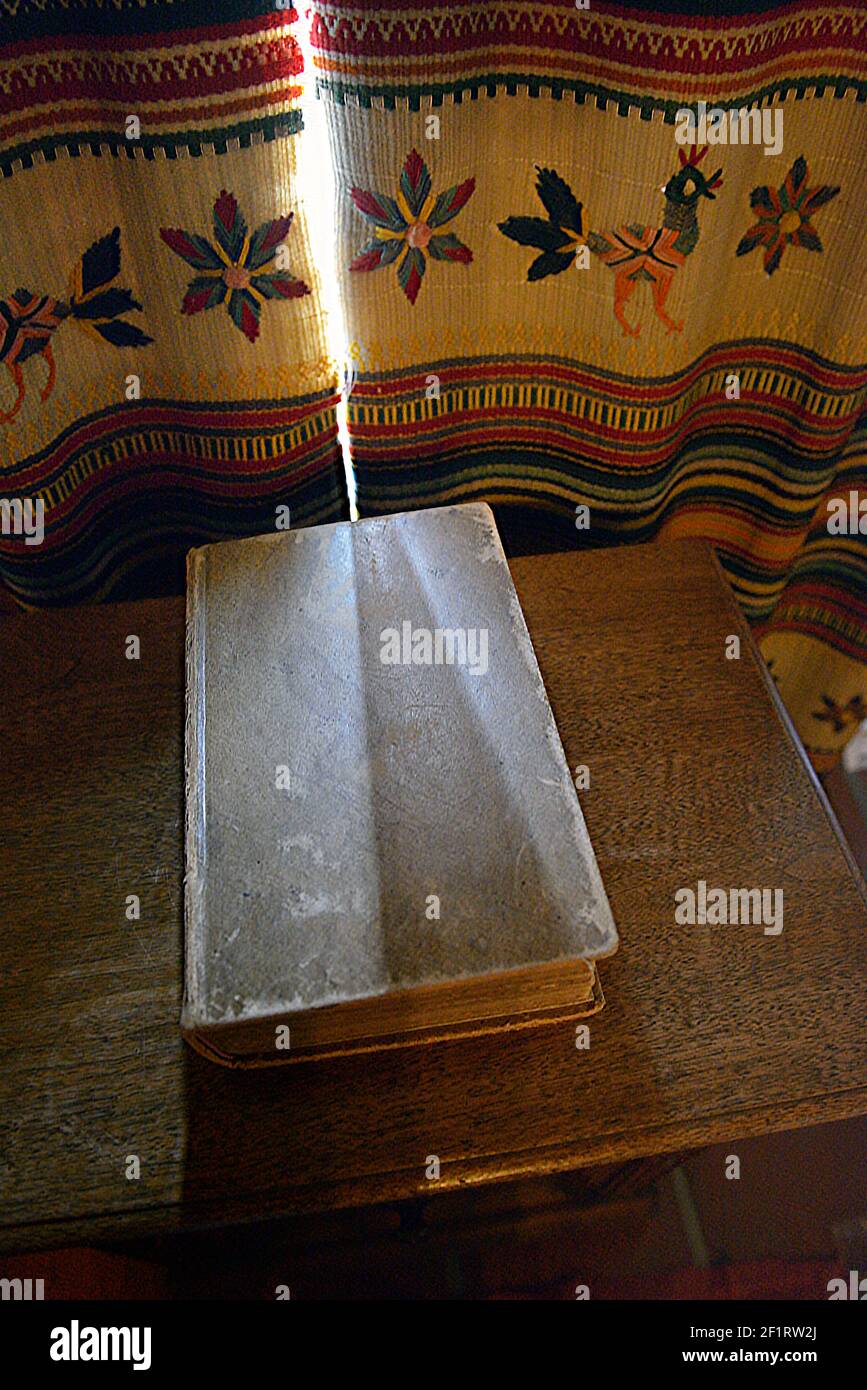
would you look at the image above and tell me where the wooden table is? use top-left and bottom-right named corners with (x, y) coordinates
top-left (1, 539), bottom-right (865, 1253)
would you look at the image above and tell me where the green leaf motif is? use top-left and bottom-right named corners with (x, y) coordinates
top-left (796, 226), bottom-right (823, 252)
top-left (373, 237), bottom-right (404, 267)
top-left (184, 277), bottom-right (228, 311)
top-left (789, 156), bottom-right (807, 198)
top-left (749, 186), bottom-right (774, 212)
top-left (252, 273), bottom-right (310, 300)
top-left (428, 179), bottom-right (475, 229)
top-left (246, 216), bottom-right (294, 270)
top-left (400, 151), bottom-right (431, 220)
top-left (351, 188), bottom-right (405, 231)
top-left (735, 226), bottom-right (766, 257)
top-left (427, 233), bottom-right (471, 262)
top-left (397, 245), bottom-right (426, 303)
top-left (804, 185), bottom-right (840, 213)
top-left (213, 191), bottom-right (248, 263)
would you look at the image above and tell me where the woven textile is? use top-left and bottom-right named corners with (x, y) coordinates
top-left (312, 0), bottom-right (866, 769)
top-left (0, 0), bottom-right (347, 605)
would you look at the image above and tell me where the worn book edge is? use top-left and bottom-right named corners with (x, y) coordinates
top-left (183, 970), bottom-right (606, 1068)
top-left (183, 543), bottom-right (208, 1037)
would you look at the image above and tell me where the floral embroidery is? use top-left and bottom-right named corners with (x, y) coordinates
top-left (160, 191), bottom-right (310, 343)
top-left (812, 693), bottom-right (865, 735)
top-left (0, 227), bottom-right (151, 424)
top-left (735, 156), bottom-right (839, 276)
top-left (349, 149), bottom-right (475, 305)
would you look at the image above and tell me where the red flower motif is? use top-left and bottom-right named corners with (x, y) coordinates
top-left (160, 191), bottom-right (310, 342)
top-left (735, 156), bottom-right (839, 277)
top-left (349, 150), bottom-right (475, 305)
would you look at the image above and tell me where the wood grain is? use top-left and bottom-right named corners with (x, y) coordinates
top-left (0, 539), bottom-right (864, 1252)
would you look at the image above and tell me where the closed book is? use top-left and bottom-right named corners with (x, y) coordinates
top-left (183, 502), bottom-right (617, 1063)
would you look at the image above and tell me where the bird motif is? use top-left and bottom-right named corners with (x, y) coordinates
top-left (0, 227), bottom-right (151, 424)
top-left (499, 145), bottom-right (723, 337)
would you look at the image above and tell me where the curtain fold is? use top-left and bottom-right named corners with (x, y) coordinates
top-left (0, 1), bottom-right (347, 605)
top-left (311, 0), bottom-right (866, 770)
top-left (2, 0), bottom-right (865, 770)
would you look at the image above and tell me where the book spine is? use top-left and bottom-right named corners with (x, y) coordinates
top-left (182, 546), bottom-right (208, 1031)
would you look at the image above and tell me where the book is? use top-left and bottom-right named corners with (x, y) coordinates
top-left (183, 502), bottom-right (617, 1064)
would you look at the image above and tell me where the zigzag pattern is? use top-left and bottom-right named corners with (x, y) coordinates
top-left (311, 3), bottom-right (865, 68)
top-left (0, 28), bottom-right (302, 107)
top-left (0, 10), bottom-right (305, 178)
top-left (311, 2), bottom-right (866, 113)
top-left (1, 0), bottom-right (292, 25)
top-left (3, 0), bottom-right (178, 15)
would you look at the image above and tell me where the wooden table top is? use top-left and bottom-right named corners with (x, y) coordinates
top-left (1, 538), bottom-right (865, 1253)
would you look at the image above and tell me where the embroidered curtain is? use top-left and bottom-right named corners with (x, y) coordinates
top-left (0, 1), bottom-right (347, 604)
top-left (2, 0), bottom-right (865, 772)
top-left (311, 0), bottom-right (866, 771)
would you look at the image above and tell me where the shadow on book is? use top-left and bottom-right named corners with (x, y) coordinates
top-left (182, 503), bottom-right (617, 1065)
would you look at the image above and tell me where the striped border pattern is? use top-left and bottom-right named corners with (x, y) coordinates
top-left (347, 350), bottom-right (867, 643)
top-left (311, 1), bottom-right (867, 112)
top-left (2, 2), bottom-right (282, 36)
top-left (0, 392), bottom-right (348, 605)
top-left (0, 113), bottom-right (303, 181)
top-left (0, 10), bottom-right (304, 181)
top-left (755, 445), bottom-right (867, 666)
